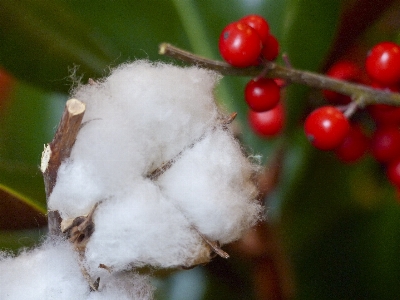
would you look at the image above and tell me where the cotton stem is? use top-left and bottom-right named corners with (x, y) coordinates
top-left (42, 98), bottom-right (86, 235)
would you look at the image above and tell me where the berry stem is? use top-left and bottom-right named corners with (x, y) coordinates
top-left (159, 43), bottom-right (400, 106)
top-left (343, 101), bottom-right (359, 118)
top-left (281, 53), bottom-right (293, 69)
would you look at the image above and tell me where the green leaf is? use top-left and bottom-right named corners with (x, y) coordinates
top-left (0, 0), bottom-right (117, 92)
top-left (0, 0), bottom-right (193, 93)
top-left (0, 184), bottom-right (46, 215)
top-left (0, 81), bottom-right (65, 211)
top-left (0, 228), bottom-right (45, 253)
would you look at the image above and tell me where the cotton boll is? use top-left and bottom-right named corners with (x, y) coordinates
top-left (48, 61), bottom-right (262, 273)
top-left (0, 238), bottom-right (89, 300)
top-left (157, 128), bottom-right (262, 244)
top-left (85, 179), bottom-right (208, 271)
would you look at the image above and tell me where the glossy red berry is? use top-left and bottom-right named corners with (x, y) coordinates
top-left (239, 15), bottom-right (270, 43)
top-left (261, 34), bottom-right (279, 61)
top-left (365, 41), bottom-right (400, 85)
top-left (304, 106), bottom-right (350, 150)
top-left (371, 126), bottom-right (400, 163)
top-left (219, 22), bottom-right (262, 67)
top-left (323, 60), bottom-right (361, 105)
top-left (245, 78), bottom-right (280, 112)
top-left (335, 124), bottom-right (369, 163)
top-left (249, 103), bottom-right (284, 137)
top-left (387, 157), bottom-right (400, 187)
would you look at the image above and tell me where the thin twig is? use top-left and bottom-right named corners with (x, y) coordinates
top-left (196, 229), bottom-right (229, 259)
top-left (343, 101), bottom-right (360, 118)
top-left (159, 43), bottom-right (400, 106)
top-left (79, 252), bottom-right (100, 291)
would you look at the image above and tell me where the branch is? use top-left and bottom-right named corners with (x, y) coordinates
top-left (159, 43), bottom-right (400, 106)
top-left (41, 98), bottom-right (86, 235)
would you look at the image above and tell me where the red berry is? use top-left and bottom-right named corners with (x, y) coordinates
top-left (304, 106), bottom-right (350, 150)
top-left (219, 22), bottom-right (262, 67)
top-left (387, 157), bottom-right (400, 187)
top-left (371, 126), bottom-right (400, 163)
top-left (245, 78), bottom-right (280, 112)
top-left (368, 104), bottom-right (400, 126)
top-left (323, 60), bottom-right (361, 105)
top-left (335, 124), bottom-right (369, 163)
top-left (261, 34), bottom-right (279, 61)
top-left (239, 15), bottom-right (270, 43)
top-left (248, 104), bottom-right (284, 137)
top-left (0, 67), bottom-right (13, 103)
top-left (365, 41), bottom-right (400, 85)
top-left (370, 80), bottom-right (400, 92)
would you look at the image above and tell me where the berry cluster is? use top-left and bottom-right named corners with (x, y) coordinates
top-left (306, 41), bottom-right (400, 192)
top-left (218, 15), bottom-right (283, 137)
top-left (219, 16), bottom-right (400, 193)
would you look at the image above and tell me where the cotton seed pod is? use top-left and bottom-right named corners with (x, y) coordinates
top-left (47, 61), bottom-right (263, 272)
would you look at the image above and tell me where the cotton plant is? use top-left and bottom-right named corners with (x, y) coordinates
top-left (0, 61), bottom-right (263, 299)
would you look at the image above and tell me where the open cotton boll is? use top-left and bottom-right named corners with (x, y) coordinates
top-left (48, 61), bottom-right (262, 273)
top-left (85, 180), bottom-right (208, 271)
top-left (0, 238), bottom-right (89, 300)
top-left (158, 128), bottom-right (262, 244)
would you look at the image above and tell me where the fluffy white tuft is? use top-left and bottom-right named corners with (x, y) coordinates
top-left (0, 238), bottom-right (87, 300)
top-left (84, 180), bottom-right (206, 270)
top-left (157, 128), bottom-right (261, 244)
top-left (0, 238), bottom-right (154, 300)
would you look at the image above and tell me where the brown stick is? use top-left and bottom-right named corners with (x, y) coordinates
top-left (159, 43), bottom-right (400, 106)
top-left (41, 98), bottom-right (86, 234)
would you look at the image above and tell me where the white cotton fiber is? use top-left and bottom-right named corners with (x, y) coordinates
top-left (51, 159), bottom-right (106, 218)
top-left (84, 180), bottom-right (207, 271)
top-left (87, 273), bottom-right (154, 300)
top-left (157, 128), bottom-right (261, 244)
top-left (0, 238), bottom-right (154, 300)
top-left (48, 61), bottom-right (262, 271)
top-left (0, 238), bottom-right (89, 300)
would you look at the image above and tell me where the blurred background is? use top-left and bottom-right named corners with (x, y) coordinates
top-left (1, 0), bottom-right (400, 299)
